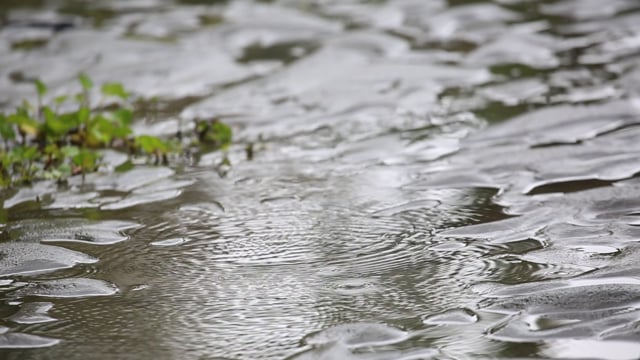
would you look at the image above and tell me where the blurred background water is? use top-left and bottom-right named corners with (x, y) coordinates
top-left (2, 0), bottom-right (640, 359)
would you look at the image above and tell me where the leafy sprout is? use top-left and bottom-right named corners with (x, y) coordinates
top-left (78, 73), bottom-right (93, 91)
top-left (34, 79), bottom-right (47, 98)
top-left (0, 75), bottom-right (233, 188)
top-left (101, 82), bottom-right (129, 100)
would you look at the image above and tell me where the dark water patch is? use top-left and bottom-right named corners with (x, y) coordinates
top-left (179, 0), bottom-right (227, 5)
top-left (4, 10), bottom-right (78, 33)
top-left (489, 62), bottom-right (548, 79)
top-left (444, 184), bottom-right (640, 251)
top-left (237, 40), bottom-right (318, 64)
top-left (520, 247), bottom-right (611, 277)
top-left (481, 255), bottom-right (592, 284)
top-left (10, 38), bottom-right (48, 50)
top-left (0, 1), bottom-right (45, 15)
top-left (439, 209), bottom-right (551, 243)
top-left (527, 178), bottom-right (615, 195)
top-left (477, 78), bottom-right (548, 106)
top-left (471, 101), bottom-right (535, 125)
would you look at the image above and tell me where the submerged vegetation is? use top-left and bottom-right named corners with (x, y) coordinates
top-left (0, 75), bottom-right (232, 187)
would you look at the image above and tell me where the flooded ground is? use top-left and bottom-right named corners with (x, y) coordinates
top-left (1, 0), bottom-right (640, 359)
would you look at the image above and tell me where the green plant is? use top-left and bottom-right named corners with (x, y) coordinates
top-left (0, 75), bottom-right (233, 187)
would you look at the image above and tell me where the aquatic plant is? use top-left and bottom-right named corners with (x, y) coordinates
top-left (0, 74), bottom-right (231, 187)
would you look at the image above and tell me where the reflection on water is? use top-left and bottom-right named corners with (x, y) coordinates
top-left (2, 0), bottom-right (640, 359)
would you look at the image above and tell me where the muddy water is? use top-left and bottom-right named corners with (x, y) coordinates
top-left (2, 0), bottom-right (640, 359)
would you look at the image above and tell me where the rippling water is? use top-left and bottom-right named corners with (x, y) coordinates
top-left (2, 0), bottom-right (640, 359)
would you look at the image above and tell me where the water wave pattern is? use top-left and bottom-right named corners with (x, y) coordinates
top-left (1, 0), bottom-right (640, 359)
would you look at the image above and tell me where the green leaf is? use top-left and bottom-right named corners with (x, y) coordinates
top-left (207, 121), bottom-right (232, 148)
top-left (19, 100), bottom-right (33, 114)
top-left (101, 82), bottom-right (129, 100)
top-left (58, 112), bottom-right (82, 129)
top-left (78, 73), bottom-right (93, 91)
top-left (111, 124), bottom-right (132, 139)
top-left (11, 145), bottom-right (39, 161)
top-left (34, 79), bottom-right (47, 97)
top-left (136, 135), bottom-right (168, 154)
top-left (196, 120), bottom-right (208, 134)
top-left (44, 144), bottom-right (60, 157)
top-left (43, 107), bottom-right (75, 136)
top-left (23, 145), bottom-right (38, 160)
top-left (60, 145), bottom-right (80, 159)
top-left (57, 163), bottom-right (72, 176)
top-left (74, 93), bottom-right (85, 104)
top-left (87, 116), bottom-right (116, 145)
top-left (43, 168), bottom-right (62, 180)
top-left (53, 95), bottom-right (69, 105)
top-left (77, 107), bottom-right (91, 124)
top-left (72, 149), bottom-right (99, 171)
top-left (111, 108), bottom-right (133, 126)
top-left (104, 109), bottom-right (133, 140)
top-left (8, 113), bottom-right (40, 137)
top-left (115, 160), bottom-right (133, 172)
top-left (0, 114), bottom-right (15, 140)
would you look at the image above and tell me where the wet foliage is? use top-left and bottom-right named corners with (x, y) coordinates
top-left (0, 75), bottom-right (232, 187)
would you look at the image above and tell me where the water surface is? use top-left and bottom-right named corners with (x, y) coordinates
top-left (1, 0), bottom-right (640, 359)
